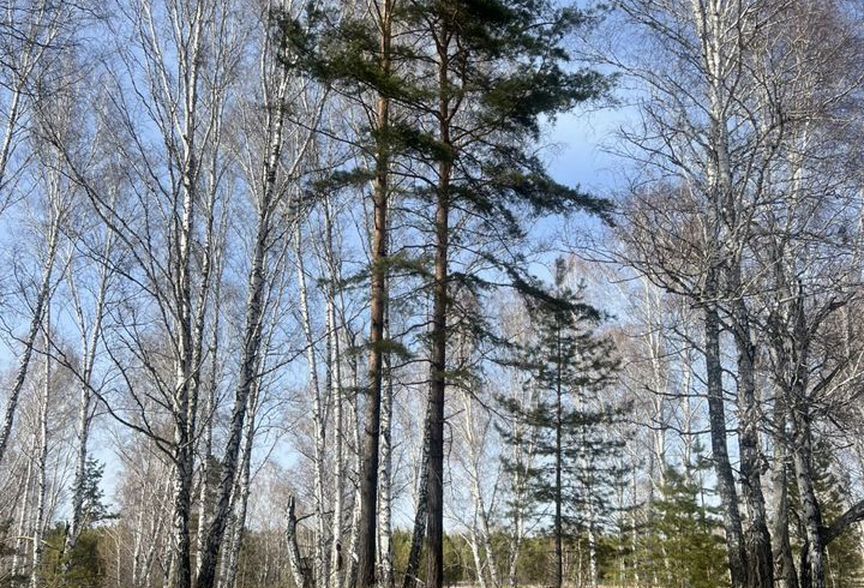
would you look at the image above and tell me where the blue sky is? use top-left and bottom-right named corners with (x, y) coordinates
top-left (547, 108), bottom-right (627, 195)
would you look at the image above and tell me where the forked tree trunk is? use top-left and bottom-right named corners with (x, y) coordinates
top-left (790, 405), bottom-right (825, 588)
top-left (729, 286), bottom-right (774, 588)
top-left (696, 1), bottom-right (769, 583)
top-left (286, 496), bottom-right (312, 588)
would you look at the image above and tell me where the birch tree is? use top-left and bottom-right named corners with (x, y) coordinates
top-left (608, 1), bottom-right (797, 583)
top-left (38, 0), bottom-right (244, 584)
top-left (750, 4), bottom-right (864, 586)
top-left (194, 0), bottom-right (327, 582)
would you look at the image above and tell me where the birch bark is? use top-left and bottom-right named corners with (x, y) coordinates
top-left (29, 317), bottom-right (51, 588)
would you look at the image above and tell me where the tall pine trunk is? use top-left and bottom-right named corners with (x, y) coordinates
top-left (355, 1), bottom-right (394, 583)
top-left (425, 22), bottom-right (453, 588)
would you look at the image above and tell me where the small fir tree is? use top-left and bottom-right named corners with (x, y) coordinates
top-left (499, 258), bottom-right (625, 588)
top-left (647, 465), bottom-right (729, 588)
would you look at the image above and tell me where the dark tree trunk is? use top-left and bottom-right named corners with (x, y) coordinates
top-left (799, 540), bottom-right (812, 588)
top-left (355, 15), bottom-right (393, 580)
top-left (554, 320), bottom-right (563, 588)
top-left (425, 62), bottom-right (451, 588)
top-left (355, 159), bottom-right (388, 588)
top-left (731, 308), bottom-right (774, 588)
top-left (791, 408), bottom-right (825, 588)
top-left (424, 21), bottom-right (453, 588)
top-left (769, 286), bottom-right (825, 588)
top-left (195, 162), bottom-right (273, 588)
top-left (703, 288), bottom-right (747, 588)
top-left (171, 443), bottom-right (194, 588)
top-left (771, 398), bottom-right (799, 588)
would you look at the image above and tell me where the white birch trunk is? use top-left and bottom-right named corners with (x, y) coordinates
top-left (29, 322), bottom-right (51, 588)
top-left (286, 496), bottom-right (311, 588)
top-left (346, 354), bottom-right (363, 587)
top-left (320, 189), bottom-right (346, 588)
top-left (378, 314), bottom-right (394, 588)
top-left (296, 219), bottom-right (330, 588)
top-left (329, 290), bottom-right (345, 588)
top-left (218, 379), bottom-right (260, 588)
top-left (0, 204), bottom-right (60, 466)
top-left (467, 530), bottom-right (488, 588)
top-left (11, 441), bottom-right (35, 578)
top-left (462, 391), bottom-right (499, 588)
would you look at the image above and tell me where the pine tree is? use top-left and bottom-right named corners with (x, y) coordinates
top-left (644, 463), bottom-right (729, 588)
top-left (42, 526), bottom-right (105, 588)
top-left (77, 459), bottom-right (112, 529)
top-left (50, 459), bottom-right (114, 584)
top-left (280, 4), bottom-right (416, 586)
top-left (284, 1), bottom-right (612, 584)
top-left (499, 259), bottom-right (624, 588)
top-left (392, 5), bottom-right (614, 579)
